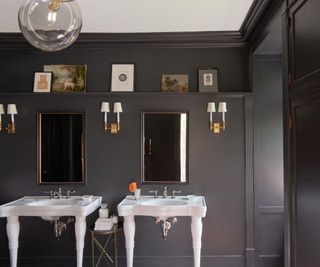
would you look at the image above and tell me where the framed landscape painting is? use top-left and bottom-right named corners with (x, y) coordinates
top-left (43, 65), bottom-right (87, 93)
top-left (161, 74), bottom-right (189, 92)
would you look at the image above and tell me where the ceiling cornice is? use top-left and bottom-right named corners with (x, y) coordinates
top-left (0, 0), bottom-right (282, 50)
top-left (0, 31), bottom-right (247, 49)
top-left (240, 0), bottom-right (283, 42)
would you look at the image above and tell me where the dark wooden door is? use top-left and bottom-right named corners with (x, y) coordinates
top-left (286, 0), bottom-right (320, 266)
top-left (291, 94), bottom-right (320, 267)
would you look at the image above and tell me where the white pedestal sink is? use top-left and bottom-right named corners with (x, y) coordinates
top-left (117, 195), bottom-right (207, 267)
top-left (0, 196), bottom-right (102, 267)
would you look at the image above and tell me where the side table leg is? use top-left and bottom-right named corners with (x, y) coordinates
top-left (7, 216), bottom-right (20, 267)
top-left (75, 216), bottom-right (86, 267)
top-left (91, 233), bottom-right (95, 267)
top-left (191, 216), bottom-right (203, 267)
top-left (114, 231), bottom-right (118, 267)
top-left (123, 215), bottom-right (135, 267)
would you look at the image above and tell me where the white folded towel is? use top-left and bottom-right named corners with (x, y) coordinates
top-left (94, 218), bottom-right (113, 231)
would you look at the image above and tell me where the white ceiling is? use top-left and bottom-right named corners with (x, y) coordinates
top-left (0, 0), bottom-right (254, 33)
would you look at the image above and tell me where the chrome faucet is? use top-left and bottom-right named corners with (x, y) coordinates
top-left (149, 189), bottom-right (158, 198)
top-left (66, 190), bottom-right (76, 198)
top-left (52, 187), bottom-right (63, 199)
top-left (44, 190), bottom-right (53, 199)
top-left (163, 186), bottom-right (168, 198)
top-left (172, 190), bottom-right (182, 198)
top-left (44, 188), bottom-right (76, 199)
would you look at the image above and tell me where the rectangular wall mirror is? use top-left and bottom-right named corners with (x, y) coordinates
top-left (141, 111), bottom-right (188, 184)
top-left (37, 112), bottom-right (85, 185)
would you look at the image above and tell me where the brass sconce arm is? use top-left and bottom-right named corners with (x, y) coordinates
top-left (210, 122), bottom-right (226, 134)
top-left (103, 122), bottom-right (121, 134)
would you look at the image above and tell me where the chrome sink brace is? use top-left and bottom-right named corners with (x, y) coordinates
top-left (50, 216), bottom-right (75, 239)
top-left (155, 217), bottom-right (178, 239)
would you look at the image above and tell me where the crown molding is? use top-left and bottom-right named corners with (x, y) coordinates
top-left (0, 31), bottom-right (247, 49)
top-left (240, 0), bottom-right (283, 42)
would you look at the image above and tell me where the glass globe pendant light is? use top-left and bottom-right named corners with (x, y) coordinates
top-left (18, 0), bottom-right (82, 52)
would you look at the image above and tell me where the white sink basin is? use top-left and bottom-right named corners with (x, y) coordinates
top-left (141, 198), bottom-right (187, 206)
top-left (118, 195), bottom-right (206, 218)
top-left (0, 196), bottom-right (101, 217)
top-left (24, 197), bottom-right (86, 207)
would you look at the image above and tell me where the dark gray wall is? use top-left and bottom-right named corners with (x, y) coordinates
top-left (0, 44), bottom-right (251, 267)
top-left (252, 55), bottom-right (284, 267)
top-left (0, 93), bottom-right (247, 267)
top-left (0, 46), bottom-right (250, 93)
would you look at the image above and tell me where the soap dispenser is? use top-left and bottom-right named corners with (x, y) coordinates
top-left (99, 203), bottom-right (109, 218)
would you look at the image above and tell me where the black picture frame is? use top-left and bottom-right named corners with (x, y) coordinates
top-left (198, 68), bottom-right (219, 92)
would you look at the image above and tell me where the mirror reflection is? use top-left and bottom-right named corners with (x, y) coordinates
top-left (38, 112), bottom-right (85, 185)
top-left (141, 111), bottom-right (188, 184)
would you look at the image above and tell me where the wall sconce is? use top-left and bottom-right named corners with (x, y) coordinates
top-left (207, 102), bottom-right (227, 133)
top-left (0, 104), bottom-right (18, 134)
top-left (100, 102), bottom-right (123, 134)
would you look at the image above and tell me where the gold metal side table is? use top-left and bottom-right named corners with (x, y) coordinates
top-left (90, 221), bottom-right (123, 267)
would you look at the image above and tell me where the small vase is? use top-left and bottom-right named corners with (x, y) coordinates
top-left (134, 188), bottom-right (141, 200)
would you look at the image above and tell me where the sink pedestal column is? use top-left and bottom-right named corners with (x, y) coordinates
top-left (191, 216), bottom-right (203, 267)
top-left (7, 216), bottom-right (20, 267)
top-left (122, 215), bottom-right (203, 267)
top-left (75, 216), bottom-right (86, 267)
top-left (123, 215), bottom-right (135, 267)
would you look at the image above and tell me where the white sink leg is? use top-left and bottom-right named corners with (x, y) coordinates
top-left (123, 215), bottom-right (135, 267)
top-left (75, 216), bottom-right (86, 267)
top-left (191, 216), bottom-right (203, 267)
top-left (6, 216), bottom-right (20, 267)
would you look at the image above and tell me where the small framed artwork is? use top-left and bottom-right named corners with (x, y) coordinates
top-left (33, 72), bottom-right (52, 93)
top-left (198, 68), bottom-right (219, 92)
top-left (111, 64), bottom-right (135, 92)
top-left (161, 74), bottom-right (189, 92)
top-left (43, 64), bottom-right (87, 93)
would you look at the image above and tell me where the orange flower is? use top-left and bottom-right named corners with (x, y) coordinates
top-left (129, 182), bottom-right (137, 193)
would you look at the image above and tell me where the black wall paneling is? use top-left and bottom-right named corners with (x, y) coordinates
top-left (252, 56), bottom-right (284, 267)
top-left (0, 93), bottom-right (249, 267)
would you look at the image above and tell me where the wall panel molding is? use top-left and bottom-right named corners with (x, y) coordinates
top-left (245, 95), bottom-right (255, 267)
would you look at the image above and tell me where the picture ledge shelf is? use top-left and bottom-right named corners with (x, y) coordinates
top-left (0, 91), bottom-right (251, 96)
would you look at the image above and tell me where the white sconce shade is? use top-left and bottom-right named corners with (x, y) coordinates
top-left (113, 102), bottom-right (123, 113)
top-left (207, 102), bottom-right (216, 113)
top-left (7, 104), bottom-right (18, 115)
top-left (100, 102), bottom-right (110, 113)
top-left (0, 104), bottom-right (5, 115)
top-left (218, 102), bottom-right (227, 113)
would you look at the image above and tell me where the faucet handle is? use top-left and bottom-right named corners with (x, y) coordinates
top-left (66, 190), bottom-right (76, 199)
top-left (149, 190), bottom-right (158, 198)
top-left (172, 190), bottom-right (182, 198)
top-left (44, 190), bottom-right (53, 199)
